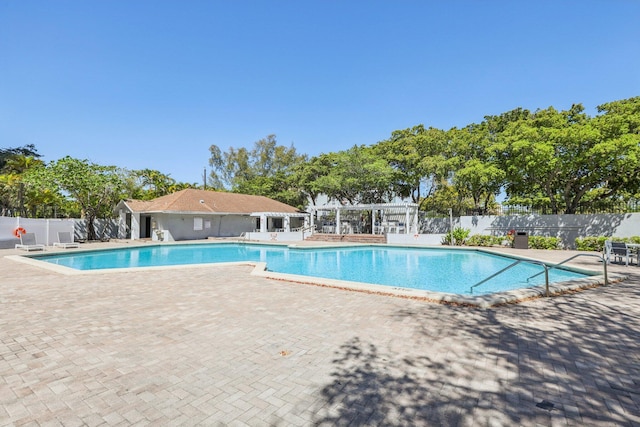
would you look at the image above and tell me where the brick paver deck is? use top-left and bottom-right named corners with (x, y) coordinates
top-left (1, 243), bottom-right (639, 426)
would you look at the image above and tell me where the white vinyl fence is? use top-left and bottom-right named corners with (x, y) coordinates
top-left (0, 217), bottom-right (118, 249)
top-left (2, 213), bottom-right (639, 249)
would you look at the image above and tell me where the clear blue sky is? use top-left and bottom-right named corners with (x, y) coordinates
top-left (1, 1), bottom-right (639, 184)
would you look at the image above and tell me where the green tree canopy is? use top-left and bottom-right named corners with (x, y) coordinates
top-left (0, 150), bottom-right (45, 216)
top-left (494, 98), bottom-right (640, 214)
top-left (0, 144), bottom-right (40, 171)
top-left (23, 157), bottom-right (126, 239)
top-left (447, 125), bottom-right (504, 214)
top-left (303, 145), bottom-right (396, 205)
top-left (376, 125), bottom-right (449, 203)
top-left (126, 168), bottom-right (179, 200)
top-left (208, 135), bottom-right (308, 208)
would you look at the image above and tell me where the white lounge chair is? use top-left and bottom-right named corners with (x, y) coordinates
top-left (53, 231), bottom-right (79, 249)
top-left (15, 233), bottom-right (45, 251)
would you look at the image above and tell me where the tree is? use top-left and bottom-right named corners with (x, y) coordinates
top-left (309, 145), bottom-right (396, 205)
top-left (208, 135), bottom-right (308, 207)
top-left (448, 125), bottom-right (504, 215)
top-left (133, 169), bottom-right (177, 199)
top-left (376, 125), bottom-right (449, 203)
top-left (20, 163), bottom-right (69, 217)
top-left (44, 157), bottom-right (125, 240)
top-left (0, 153), bottom-right (45, 216)
top-left (208, 145), bottom-right (251, 190)
top-left (0, 144), bottom-right (40, 170)
top-left (293, 155), bottom-right (334, 206)
top-left (111, 168), bottom-right (196, 203)
top-left (420, 180), bottom-right (471, 216)
top-left (495, 98), bottom-right (640, 214)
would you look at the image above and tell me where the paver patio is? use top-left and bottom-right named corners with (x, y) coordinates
top-left (1, 242), bottom-right (639, 426)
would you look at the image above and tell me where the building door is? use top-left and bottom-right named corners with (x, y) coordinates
top-left (140, 216), bottom-right (152, 238)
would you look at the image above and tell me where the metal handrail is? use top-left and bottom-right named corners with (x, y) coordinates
top-left (470, 259), bottom-right (550, 296)
top-left (297, 225), bottom-right (317, 237)
top-left (527, 253), bottom-right (608, 286)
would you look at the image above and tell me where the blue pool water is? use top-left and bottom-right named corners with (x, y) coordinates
top-left (34, 244), bottom-right (589, 296)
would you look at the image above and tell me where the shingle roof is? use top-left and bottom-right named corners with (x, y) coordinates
top-left (121, 189), bottom-right (301, 214)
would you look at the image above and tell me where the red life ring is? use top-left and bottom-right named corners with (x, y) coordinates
top-left (14, 227), bottom-right (27, 238)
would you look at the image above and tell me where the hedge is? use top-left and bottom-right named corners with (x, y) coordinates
top-left (575, 236), bottom-right (640, 252)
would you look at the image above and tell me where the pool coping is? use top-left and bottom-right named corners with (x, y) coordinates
top-left (4, 241), bottom-right (624, 309)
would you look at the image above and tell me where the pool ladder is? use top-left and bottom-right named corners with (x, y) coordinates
top-left (470, 253), bottom-right (608, 296)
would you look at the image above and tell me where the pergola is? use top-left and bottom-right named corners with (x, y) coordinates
top-left (309, 203), bottom-right (419, 235)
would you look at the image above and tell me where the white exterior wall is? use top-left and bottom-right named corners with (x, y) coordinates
top-left (387, 233), bottom-right (446, 245)
top-left (243, 230), bottom-right (312, 242)
top-left (130, 213), bottom-right (141, 240)
top-left (154, 214), bottom-right (255, 241)
top-left (117, 209), bottom-right (127, 239)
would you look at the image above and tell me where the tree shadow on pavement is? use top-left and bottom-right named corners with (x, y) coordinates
top-left (313, 281), bottom-right (640, 426)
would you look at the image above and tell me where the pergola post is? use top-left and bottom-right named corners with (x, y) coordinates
top-left (310, 209), bottom-right (315, 231)
top-left (405, 207), bottom-right (410, 234)
top-left (371, 209), bottom-right (376, 234)
top-left (336, 208), bottom-right (341, 235)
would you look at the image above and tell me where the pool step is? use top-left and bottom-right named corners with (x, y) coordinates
top-left (305, 233), bottom-right (386, 244)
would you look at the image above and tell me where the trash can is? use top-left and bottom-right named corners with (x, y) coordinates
top-left (514, 231), bottom-right (528, 249)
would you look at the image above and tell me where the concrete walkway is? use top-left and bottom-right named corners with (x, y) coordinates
top-left (0, 242), bottom-right (639, 426)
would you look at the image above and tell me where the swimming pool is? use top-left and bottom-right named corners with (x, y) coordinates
top-left (31, 243), bottom-right (590, 296)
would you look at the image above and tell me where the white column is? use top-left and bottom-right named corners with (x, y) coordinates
top-left (131, 213), bottom-right (141, 240)
top-left (405, 206), bottom-right (410, 234)
top-left (260, 214), bottom-right (267, 232)
top-left (371, 210), bottom-right (375, 234)
top-left (336, 209), bottom-right (341, 235)
top-left (284, 215), bottom-right (290, 232)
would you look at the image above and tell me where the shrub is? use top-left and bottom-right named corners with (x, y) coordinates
top-left (528, 236), bottom-right (561, 250)
top-left (466, 234), bottom-right (501, 247)
top-left (575, 236), bottom-right (609, 252)
top-left (575, 236), bottom-right (640, 251)
top-left (441, 227), bottom-right (470, 246)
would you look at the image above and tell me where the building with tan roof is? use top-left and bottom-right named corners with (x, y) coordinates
top-left (115, 189), bottom-right (308, 241)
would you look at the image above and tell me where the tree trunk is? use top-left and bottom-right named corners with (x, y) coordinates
top-left (18, 183), bottom-right (26, 217)
top-left (86, 214), bottom-right (97, 241)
